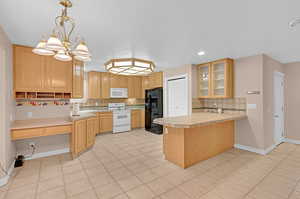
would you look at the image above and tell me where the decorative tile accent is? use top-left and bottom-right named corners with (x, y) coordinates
top-left (192, 98), bottom-right (246, 113)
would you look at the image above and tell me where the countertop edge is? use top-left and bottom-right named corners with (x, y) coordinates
top-left (154, 114), bottom-right (247, 128)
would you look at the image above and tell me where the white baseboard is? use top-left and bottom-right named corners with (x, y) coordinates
top-left (234, 144), bottom-right (266, 155)
top-left (284, 138), bottom-right (300, 145)
top-left (25, 148), bottom-right (70, 160)
top-left (0, 160), bottom-right (15, 187)
top-left (264, 144), bottom-right (277, 155)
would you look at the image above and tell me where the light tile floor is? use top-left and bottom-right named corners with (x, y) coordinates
top-left (1, 129), bottom-right (300, 199)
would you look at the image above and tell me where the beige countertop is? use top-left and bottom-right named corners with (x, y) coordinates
top-left (11, 113), bottom-right (97, 130)
top-left (153, 112), bottom-right (247, 128)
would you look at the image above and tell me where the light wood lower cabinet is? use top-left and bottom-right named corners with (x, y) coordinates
top-left (131, 109), bottom-right (144, 129)
top-left (73, 116), bottom-right (98, 156)
top-left (141, 109), bottom-right (145, 128)
top-left (74, 119), bottom-right (87, 155)
top-left (86, 117), bottom-right (99, 148)
top-left (98, 112), bottom-right (113, 133)
top-left (131, 110), bottom-right (141, 129)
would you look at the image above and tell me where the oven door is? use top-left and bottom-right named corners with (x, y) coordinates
top-left (113, 111), bottom-right (131, 133)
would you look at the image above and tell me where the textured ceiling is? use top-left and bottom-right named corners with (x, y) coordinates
top-left (0, 0), bottom-right (300, 71)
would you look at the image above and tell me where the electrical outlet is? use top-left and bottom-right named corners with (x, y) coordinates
top-left (29, 142), bottom-right (35, 148)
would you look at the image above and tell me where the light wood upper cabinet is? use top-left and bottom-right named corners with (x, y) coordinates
top-left (74, 119), bottom-right (87, 155)
top-left (72, 61), bottom-right (84, 98)
top-left (110, 74), bottom-right (128, 88)
top-left (197, 63), bottom-right (211, 98)
top-left (100, 72), bottom-right (111, 99)
top-left (86, 117), bottom-right (98, 148)
top-left (149, 72), bottom-right (163, 89)
top-left (14, 45), bottom-right (73, 94)
top-left (88, 72), bottom-right (101, 99)
top-left (44, 57), bottom-right (72, 93)
top-left (197, 58), bottom-right (233, 98)
top-left (14, 45), bottom-right (44, 92)
top-left (128, 76), bottom-right (142, 98)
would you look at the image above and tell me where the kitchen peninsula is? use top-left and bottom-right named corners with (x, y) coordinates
top-left (154, 112), bottom-right (247, 168)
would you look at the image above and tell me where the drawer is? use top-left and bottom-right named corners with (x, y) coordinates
top-left (12, 128), bottom-right (44, 140)
top-left (44, 125), bottom-right (72, 136)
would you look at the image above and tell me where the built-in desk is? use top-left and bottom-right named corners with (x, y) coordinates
top-left (11, 113), bottom-right (97, 158)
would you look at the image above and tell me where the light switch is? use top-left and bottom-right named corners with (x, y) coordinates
top-left (247, 104), bottom-right (257, 109)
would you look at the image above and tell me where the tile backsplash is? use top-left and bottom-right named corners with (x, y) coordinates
top-left (81, 98), bottom-right (145, 107)
top-left (192, 98), bottom-right (246, 113)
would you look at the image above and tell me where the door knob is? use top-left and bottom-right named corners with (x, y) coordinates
top-left (274, 115), bottom-right (279, 118)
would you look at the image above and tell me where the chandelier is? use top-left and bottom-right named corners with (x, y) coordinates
top-left (105, 58), bottom-right (155, 75)
top-left (32, 0), bottom-right (91, 62)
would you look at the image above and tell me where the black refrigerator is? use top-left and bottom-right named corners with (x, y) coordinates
top-left (145, 87), bottom-right (163, 134)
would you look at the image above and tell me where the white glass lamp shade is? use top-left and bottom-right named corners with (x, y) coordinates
top-left (54, 50), bottom-right (72, 61)
top-left (74, 55), bottom-right (91, 62)
top-left (73, 42), bottom-right (90, 56)
top-left (46, 35), bottom-right (64, 51)
top-left (32, 40), bottom-right (55, 56)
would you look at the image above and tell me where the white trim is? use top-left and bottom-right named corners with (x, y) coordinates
top-left (234, 144), bottom-right (266, 155)
top-left (284, 138), bottom-right (300, 145)
top-left (234, 144), bottom-right (277, 155)
top-left (264, 144), bottom-right (277, 155)
top-left (165, 74), bottom-right (189, 117)
top-left (274, 71), bottom-right (285, 77)
top-left (0, 160), bottom-right (15, 187)
top-left (25, 148), bottom-right (70, 160)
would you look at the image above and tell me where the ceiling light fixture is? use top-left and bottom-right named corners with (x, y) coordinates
top-left (290, 18), bottom-right (300, 28)
top-left (197, 51), bottom-right (205, 56)
top-left (32, 0), bottom-right (91, 62)
top-left (105, 58), bottom-right (155, 76)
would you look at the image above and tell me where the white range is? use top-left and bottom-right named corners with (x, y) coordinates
top-left (108, 103), bottom-right (131, 133)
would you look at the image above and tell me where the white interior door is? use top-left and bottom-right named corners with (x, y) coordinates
top-left (167, 76), bottom-right (188, 117)
top-left (273, 71), bottom-right (284, 145)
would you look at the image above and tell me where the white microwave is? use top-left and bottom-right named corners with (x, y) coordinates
top-left (110, 88), bottom-right (128, 98)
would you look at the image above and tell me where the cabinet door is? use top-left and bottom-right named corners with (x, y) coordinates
top-left (14, 45), bottom-right (45, 92)
top-left (74, 119), bottom-right (87, 154)
top-left (131, 110), bottom-right (141, 129)
top-left (140, 109), bottom-right (145, 128)
top-left (99, 112), bottom-right (113, 133)
top-left (198, 64), bottom-right (211, 98)
top-left (110, 74), bottom-right (128, 88)
top-left (100, 72), bottom-right (111, 99)
top-left (135, 77), bottom-right (142, 98)
top-left (128, 76), bottom-right (142, 98)
top-left (44, 57), bottom-right (72, 92)
top-left (211, 59), bottom-right (233, 98)
top-left (86, 117), bottom-right (98, 148)
top-left (88, 72), bottom-right (100, 99)
top-left (141, 76), bottom-right (150, 99)
top-left (72, 61), bottom-right (84, 98)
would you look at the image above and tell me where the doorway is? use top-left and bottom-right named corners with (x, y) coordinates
top-left (273, 71), bottom-right (285, 145)
top-left (166, 74), bottom-right (188, 117)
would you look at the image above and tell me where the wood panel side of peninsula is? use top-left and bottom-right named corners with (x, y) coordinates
top-left (163, 120), bottom-right (234, 168)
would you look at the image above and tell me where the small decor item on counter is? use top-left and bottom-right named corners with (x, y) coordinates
top-left (217, 108), bottom-right (223, 114)
top-left (72, 102), bottom-right (80, 116)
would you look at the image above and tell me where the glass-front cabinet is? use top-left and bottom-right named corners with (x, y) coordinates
top-left (197, 58), bottom-right (233, 98)
top-left (197, 64), bottom-right (211, 98)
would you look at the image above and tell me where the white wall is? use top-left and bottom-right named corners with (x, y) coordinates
top-left (0, 26), bottom-right (16, 178)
